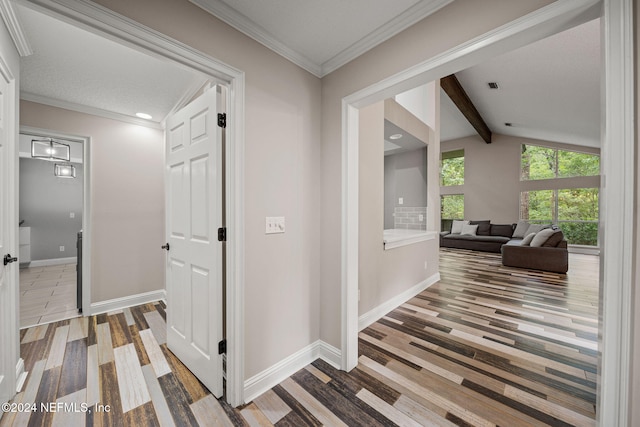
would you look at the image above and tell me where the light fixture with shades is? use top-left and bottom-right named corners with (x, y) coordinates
top-left (54, 163), bottom-right (76, 178)
top-left (31, 138), bottom-right (70, 162)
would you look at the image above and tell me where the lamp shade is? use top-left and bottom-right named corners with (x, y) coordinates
top-left (32, 138), bottom-right (70, 161)
top-left (54, 163), bottom-right (76, 178)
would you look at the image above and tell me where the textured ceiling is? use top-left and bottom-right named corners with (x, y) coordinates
top-left (18, 4), bottom-right (207, 125)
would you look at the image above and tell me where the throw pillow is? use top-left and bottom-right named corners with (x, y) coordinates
top-left (542, 230), bottom-right (565, 247)
top-left (512, 220), bottom-right (530, 238)
top-left (525, 223), bottom-right (548, 235)
top-left (520, 233), bottom-right (536, 246)
top-left (470, 220), bottom-right (491, 236)
top-left (451, 220), bottom-right (469, 234)
top-left (461, 224), bottom-right (478, 236)
top-left (531, 228), bottom-right (556, 247)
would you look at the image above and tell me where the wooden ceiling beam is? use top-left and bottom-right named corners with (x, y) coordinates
top-left (441, 74), bottom-right (492, 144)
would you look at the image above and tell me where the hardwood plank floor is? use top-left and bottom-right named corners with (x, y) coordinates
top-left (4, 249), bottom-right (598, 426)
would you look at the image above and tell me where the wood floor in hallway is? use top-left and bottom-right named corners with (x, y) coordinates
top-left (1, 248), bottom-right (598, 426)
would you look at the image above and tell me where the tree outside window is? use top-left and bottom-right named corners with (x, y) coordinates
top-left (520, 188), bottom-right (599, 246)
top-left (521, 144), bottom-right (599, 246)
top-left (441, 149), bottom-right (464, 186)
top-left (440, 194), bottom-right (464, 231)
top-left (521, 144), bottom-right (599, 180)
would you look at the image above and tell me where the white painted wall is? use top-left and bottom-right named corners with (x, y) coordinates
top-left (395, 82), bottom-right (437, 129)
top-left (20, 101), bottom-right (165, 303)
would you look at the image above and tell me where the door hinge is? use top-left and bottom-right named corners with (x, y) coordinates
top-left (217, 113), bottom-right (226, 128)
top-left (217, 227), bottom-right (227, 242)
top-left (218, 339), bottom-right (227, 355)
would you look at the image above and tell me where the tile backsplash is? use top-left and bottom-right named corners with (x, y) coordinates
top-left (394, 207), bottom-right (427, 230)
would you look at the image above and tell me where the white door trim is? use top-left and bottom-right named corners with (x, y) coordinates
top-left (19, 126), bottom-right (91, 315)
top-left (598, 0), bottom-right (634, 425)
top-left (341, 0), bottom-right (633, 424)
top-left (0, 35), bottom-right (20, 399)
top-left (21, 0), bottom-right (246, 407)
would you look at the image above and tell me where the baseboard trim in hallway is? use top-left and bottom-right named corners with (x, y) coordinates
top-left (358, 272), bottom-right (440, 332)
top-left (90, 290), bottom-right (167, 316)
top-left (243, 339), bottom-right (342, 404)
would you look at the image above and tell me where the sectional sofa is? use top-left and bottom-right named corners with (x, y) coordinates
top-left (440, 220), bottom-right (569, 273)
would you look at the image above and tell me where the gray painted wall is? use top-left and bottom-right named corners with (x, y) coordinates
top-left (384, 148), bottom-right (428, 229)
top-left (19, 157), bottom-right (83, 261)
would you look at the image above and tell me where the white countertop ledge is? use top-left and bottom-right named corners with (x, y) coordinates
top-left (383, 229), bottom-right (437, 250)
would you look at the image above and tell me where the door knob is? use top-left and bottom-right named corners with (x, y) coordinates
top-left (161, 243), bottom-right (170, 251)
top-left (3, 254), bottom-right (17, 266)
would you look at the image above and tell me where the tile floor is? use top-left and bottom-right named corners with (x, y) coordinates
top-left (20, 263), bottom-right (79, 328)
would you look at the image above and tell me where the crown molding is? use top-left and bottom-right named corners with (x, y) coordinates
top-left (321, 0), bottom-right (453, 76)
top-left (190, 0), bottom-right (453, 78)
top-left (21, 92), bottom-right (163, 130)
top-left (0, 0), bottom-right (33, 56)
top-left (189, 0), bottom-right (322, 77)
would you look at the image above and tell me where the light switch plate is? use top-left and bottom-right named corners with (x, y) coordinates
top-left (398, 197), bottom-right (404, 205)
top-left (265, 216), bottom-right (285, 234)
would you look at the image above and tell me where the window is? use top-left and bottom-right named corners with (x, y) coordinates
top-left (521, 144), bottom-right (599, 180)
top-left (441, 194), bottom-right (464, 231)
top-left (520, 190), bottom-right (554, 223)
top-left (520, 188), bottom-right (599, 246)
top-left (441, 149), bottom-right (464, 186)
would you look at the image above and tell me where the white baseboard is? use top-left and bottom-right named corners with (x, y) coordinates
top-left (243, 340), bottom-right (342, 403)
top-left (90, 290), bottom-right (166, 315)
top-left (358, 273), bottom-right (440, 331)
top-left (318, 341), bottom-right (341, 369)
top-left (27, 257), bottom-right (77, 267)
top-left (15, 358), bottom-right (27, 392)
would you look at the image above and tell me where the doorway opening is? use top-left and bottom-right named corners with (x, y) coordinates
top-left (342, 1), bottom-right (632, 425)
top-left (17, 128), bottom-right (89, 328)
top-left (12, 1), bottom-right (245, 407)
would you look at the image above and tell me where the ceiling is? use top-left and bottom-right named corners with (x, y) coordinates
top-left (14, 3), bottom-right (600, 149)
top-left (383, 120), bottom-right (426, 157)
top-left (17, 4), bottom-right (208, 128)
top-left (440, 18), bottom-right (601, 148)
top-left (189, 0), bottom-right (453, 77)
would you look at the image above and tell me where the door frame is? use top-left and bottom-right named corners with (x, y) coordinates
top-left (19, 0), bottom-right (246, 406)
top-left (341, 0), bottom-right (633, 425)
top-left (18, 126), bottom-right (91, 315)
top-left (0, 32), bottom-right (21, 402)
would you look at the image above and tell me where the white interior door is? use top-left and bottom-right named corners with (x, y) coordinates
top-left (165, 86), bottom-right (223, 397)
top-left (0, 56), bottom-right (16, 407)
